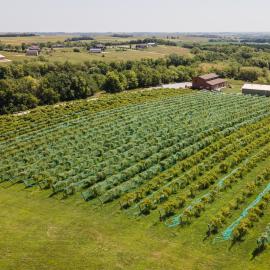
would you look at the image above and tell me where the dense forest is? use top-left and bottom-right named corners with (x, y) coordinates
top-left (1, 43), bottom-right (270, 114)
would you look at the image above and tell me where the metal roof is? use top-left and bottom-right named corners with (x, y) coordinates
top-left (28, 45), bottom-right (40, 50)
top-left (242, 83), bottom-right (270, 92)
top-left (0, 54), bottom-right (5, 58)
top-left (198, 73), bottom-right (219, 81)
top-left (89, 48), bottom-right (102, 52)
top-left (206, 78), bottom-right (226, 86)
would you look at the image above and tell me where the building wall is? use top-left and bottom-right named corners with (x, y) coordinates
top-left (136, 45), bottom-right (148, 49)
top-left (209, 82), bottom-right (226, 91)
top-left (193, 77), bottom-right (226, 90)
top-left (26, 51), bottom-right (39, 56)
top-left (192, 77), bottom-right (209, 89)
top-left (242, 88), bottom-right (270, 97)
top-left (90, 49), bottom-right (102, 53)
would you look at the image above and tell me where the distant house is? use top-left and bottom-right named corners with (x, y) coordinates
top-left (147, 42), bottom-right (157, 47)
top-left (242, 83), bottom-right (270, 97)
top-left (89, 48), bottom-right (102, 53)
top-left (0, 54), bottom-right (6, 61)
top-left (28, 45), bottom-right (41, 52)
top-left (52, 44), bottom-right (64, 48)
top-left (136, 44), bottom-right (148, 49)
top-left (192, 73), bottom-right (227, 91)
top-left (94, 44), bottom-right (106, 51)
top-left (26, 45), bottom-right (41, 56)
top-left (26, 49), bottom-right (39, 56)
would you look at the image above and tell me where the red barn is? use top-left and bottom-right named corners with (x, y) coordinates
top-left (192, 73), bottom-right (227, 91)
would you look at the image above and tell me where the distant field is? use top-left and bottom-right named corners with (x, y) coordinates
top-left (0, 35), bottom-right (148, 45)
top-left (94, 35), bottom-right (147, 43)
top-left (0, 51), bottom-right (28, 62)
top-left (0, 35), bottom-right (73, 45)
top-left (0, 34), bottom-right (208, 46)
top-left (171, 35), bottom-right (209, 42)
top-left (46, 46), bottom-right (190, 63)
top-left (0, 45), bottom-right (190, 64)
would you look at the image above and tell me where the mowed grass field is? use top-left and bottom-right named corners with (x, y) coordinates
top-left (0, 46), bottom-right (190, 64)
top-left (1, 89), bottom-right (270, 270)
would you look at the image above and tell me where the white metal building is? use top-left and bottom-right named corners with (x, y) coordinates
top-left (242, 83), bottom-right (270, 97)
top-left (0, 54), bottom-right (6, 60)
top-left (89, 48), bottom-right (102, 53)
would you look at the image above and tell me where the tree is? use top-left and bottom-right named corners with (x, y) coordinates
top-left (123, 70), bottom-right (138, 89)
top-left (103, 71), bottom-right (125, 93)
top-left (37, 87), bottom-right (60, 105)
top-left (238, 67), bottom-right (262, 82)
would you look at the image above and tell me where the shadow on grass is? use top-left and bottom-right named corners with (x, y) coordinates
top-left (228, 238), bottom-right (245, 251)
top-left (251, 246), bottom-right (266, 261)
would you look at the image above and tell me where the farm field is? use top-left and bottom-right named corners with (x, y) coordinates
top-left (0, 34), bottom-right (148, 46)
top-left (0, 35), bottom-right (74, 45)
top-left (0, 50), bottom-right (28, 62)
top-left (0, 34), bottom-right (208, 46)
top-left (1, 89), bottom-right (270, 269)
top-left (0, 45), bottom-right (190, 64)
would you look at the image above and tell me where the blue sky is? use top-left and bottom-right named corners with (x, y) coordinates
top-left (1, 0), bottom-right (270, 32)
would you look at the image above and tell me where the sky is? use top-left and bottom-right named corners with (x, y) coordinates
top-left (1, 0), bottom-right (270, 33)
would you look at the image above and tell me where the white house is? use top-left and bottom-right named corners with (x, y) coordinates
top-left (28, 45), bottom-right (41, 52)
top-left (89, 48), bottom-right (102, 53)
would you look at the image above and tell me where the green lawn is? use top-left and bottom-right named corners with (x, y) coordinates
top-left (222, 80), bottom-right (244, 94)
top-left (1, 162), bottom-right (270, 270)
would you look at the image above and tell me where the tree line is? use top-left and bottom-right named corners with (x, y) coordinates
top-left (0, 55), bottom-right (195, 114)
top-left (1, 42), bottom-right (270, 114)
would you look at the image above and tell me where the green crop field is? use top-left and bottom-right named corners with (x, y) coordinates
top-left (1, 89), bottom-right (270, 270)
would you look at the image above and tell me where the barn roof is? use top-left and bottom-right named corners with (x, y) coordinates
top-left (95, 44), bottom-right (106, 48)
top-left (28, 45), bottom-right (40, 50)
top-left (242, 83), bottom-right (270, 92)
top-left (26, 49), bottom-right (39, 55)
top-left (90, 48), bottom-right (102, 51)
top-left (206, 78), bottom-right (227, 86)
top-left (0, 54), bottom-right (5, 58)
top-left (199, 73), bottom-right (219, 81)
